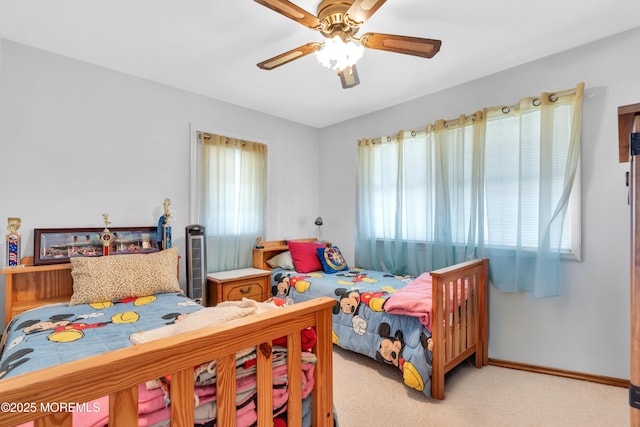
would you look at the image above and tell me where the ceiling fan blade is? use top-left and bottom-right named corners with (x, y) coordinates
top-left (257, 42), bottom-right (323, 70)
top-left (360, 32), bottom-right (442, 58)
top-left (254, 0), bottom-right (322, 29)
top-left (338, 64), bottom-right (360, 89)
top-left (345, 0), bottom-right (387, 25)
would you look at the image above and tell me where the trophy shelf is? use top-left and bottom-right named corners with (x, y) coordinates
top-left (1, 257), bottom-right (73, 325)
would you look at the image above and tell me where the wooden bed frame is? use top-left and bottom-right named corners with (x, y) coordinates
top-left (0, 289), bottom-right (336, 427)
top-left (253, 238), bottom-right (489, 400)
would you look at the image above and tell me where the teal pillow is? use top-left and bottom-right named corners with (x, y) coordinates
top-left (316, 246), bottom-right (348, 273)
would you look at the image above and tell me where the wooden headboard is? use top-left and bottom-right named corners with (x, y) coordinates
top-left (1, 255), bottom-right (181, 325)
top-left (252, 238), bottom-right (317, 270)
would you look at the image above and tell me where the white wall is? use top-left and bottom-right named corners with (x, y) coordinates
top-left (318, 26), bottom-right (640, 380)
top-left (0, 39), bottom-right (321, 329)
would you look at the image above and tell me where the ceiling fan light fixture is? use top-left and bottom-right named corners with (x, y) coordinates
top-left (255, 0), bottom-right (441, 89)
top-left (315, 35), bottom-right (364, 71)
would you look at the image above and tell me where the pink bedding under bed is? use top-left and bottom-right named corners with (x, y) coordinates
top-left (41, 350), bottom-right (316, 427)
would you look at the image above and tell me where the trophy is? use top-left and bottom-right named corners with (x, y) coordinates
top-left (98, 213), bottom-right (113, 256)
top-left (157, 198), bottom-right (172, 250)
top-left (6, 217), bottom-right (21, 267)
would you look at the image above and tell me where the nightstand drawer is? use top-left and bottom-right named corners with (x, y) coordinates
top-left (222, 277), bottom-right (267, 302)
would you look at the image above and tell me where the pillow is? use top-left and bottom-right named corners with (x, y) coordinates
top-left (266, 251), bottom-right (295, 270)
top-left (69, 247), bottom-right (181, 305)
top-left (316, 246), bottom-right (348, 273)
top-left (287, 240), bottom-right (327, 273)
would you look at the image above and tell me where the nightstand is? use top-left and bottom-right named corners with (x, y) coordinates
top-left (206, 268), bottom-right (271, 306)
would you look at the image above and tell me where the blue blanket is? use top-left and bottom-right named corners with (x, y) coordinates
top-left (0, 292), bottom-right (202, 380)
top-left (270, 268), bottom-right (434, 396)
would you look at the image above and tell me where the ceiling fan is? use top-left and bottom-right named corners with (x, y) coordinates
top-left (255, 0), bottom-right (441, 89)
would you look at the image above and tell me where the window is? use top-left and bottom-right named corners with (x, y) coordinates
top-left (361, 103), bottom-right (580, 255)
top-left (191, 130), bottom-right (267, 271)
top-left (483, 104), bottom-right (580, 257)
top-left (356, 83), bottom-right (584, 296)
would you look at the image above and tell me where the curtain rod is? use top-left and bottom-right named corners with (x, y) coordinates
top-left (198, 131), bottom-right (266, 148)
top-left (499, 84), bottom-right (582, 113)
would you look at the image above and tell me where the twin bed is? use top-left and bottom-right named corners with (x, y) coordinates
top-left (0, 247), bottom-right (334, 426)
top-left (253, 238), bottom-right (489, 400)
top-left (0, 238), bottom-right (488, 426)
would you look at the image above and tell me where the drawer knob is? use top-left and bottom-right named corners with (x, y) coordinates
top-left (240, 286), bottom-right (252, 294)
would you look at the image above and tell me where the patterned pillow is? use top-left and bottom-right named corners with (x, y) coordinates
top-left (69, 247), bottom-right (182, 305)
top-left (316, 246), bottom-right (348, 273)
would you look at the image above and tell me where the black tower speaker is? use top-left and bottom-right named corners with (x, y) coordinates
top-left (185, 225), bottom-right (207, 304)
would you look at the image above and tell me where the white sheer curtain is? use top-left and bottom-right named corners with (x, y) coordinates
top-left (356, 83), bottom-right (584, 297)
top-left (356, 113), bottom-right (485, 274)
top-left (484, 84), bottom-right (584, 296)
top-left (197, 133), bottom-right (267, 272)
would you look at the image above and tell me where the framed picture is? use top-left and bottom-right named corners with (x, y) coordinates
top-left (34, 226), bottom-right (159, 265)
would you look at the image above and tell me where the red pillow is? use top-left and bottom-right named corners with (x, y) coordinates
top-left (288, 241), bottom-right (326, 273)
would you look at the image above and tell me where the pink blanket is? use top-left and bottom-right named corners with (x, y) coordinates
top-left (383, 273), bottom-right (467, 332)
top-left (383, 272), bottom-right (436, 331)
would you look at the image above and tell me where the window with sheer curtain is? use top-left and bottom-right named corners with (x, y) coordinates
top-left (193, 132), bottom-right (267, 272)
top-left (356, 83), bottom-right (584, 297)
top-left (484, 100), bottom-right (580, 252)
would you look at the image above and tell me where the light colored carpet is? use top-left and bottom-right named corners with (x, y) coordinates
top-left (332, 346), bottom-right (628, 426)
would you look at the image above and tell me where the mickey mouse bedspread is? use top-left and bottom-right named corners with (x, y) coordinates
top-left (0, 292), bottom-right (202, 380)
top-left (270, 267), bottom-right (434, 396)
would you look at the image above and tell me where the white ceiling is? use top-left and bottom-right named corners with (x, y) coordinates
top-left (1, 1), bottom-right (639, 128)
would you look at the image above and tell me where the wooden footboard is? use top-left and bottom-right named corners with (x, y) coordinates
top-left (0, 297), bottom-right (335, 427)
top-left (430, 258), bottom-right (489, 400)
